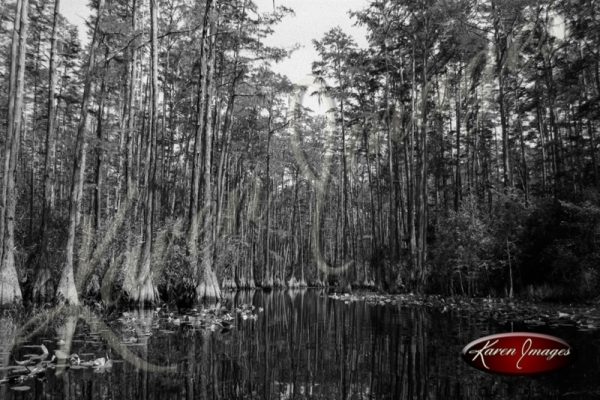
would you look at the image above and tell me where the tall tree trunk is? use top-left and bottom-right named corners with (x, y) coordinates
top-left (40, 0), bottom-right (61, 248)
top-left (215, 1), bottom-right (246, 243)
top-left (126, 0), bottom-right (138, 198)
top-left (407, 44), bottom-right (418, 289)
top-left (189, 0), bottom-right (212, 294)
top-left (94, 72), bottom-right (107, 233)
top-left (33, 0), bottom-right (61, 303)
top-left (0, 0), bottom-right (28, 305)
top-left (589, 121), bottom-right (599, 188)
top-left (340, 97), bottom-right (349, 281)
top-left (131, 0), bottom-right (160, 304)
top-left (417, 50), bottom-right (430, 289)
top-left (56, 0), bottom-right (105, 305)
top-left (196, 0), bottom-right (221, 300)
top-left (498, 74), bottom-right (510, 188)
top-left (492, 0), bottom-right (511, 188)
top-left (454, 65), bottom-right (462, 211)
top-left (264, 106), bottom-right (273, 288)
top-left (117, 0), bottom-right (137, 208)
top-left (518, 115), bottom-right (529, 206)
top-left (536, 101), bottom-right (548, 194)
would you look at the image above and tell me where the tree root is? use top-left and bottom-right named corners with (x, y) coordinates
top-left (129, 274), bottom-right (159, 306)
top-left (56, 265), bottom-right (79, 305)
top-left (196, 268), bottom-right (221, 301)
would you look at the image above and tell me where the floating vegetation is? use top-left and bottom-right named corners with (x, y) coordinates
top-left (0, 303), bottom-right (261, 392)
top-left (0, 344), bottom-right (114, 392)
top-left (9, 385), bottom-right (31, 392)
top-left (0, 304), bottom-right (262, 392)
top-left (329, 292), bottom-right (600, 332)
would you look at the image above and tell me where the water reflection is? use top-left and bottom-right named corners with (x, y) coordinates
top-left (0, 291), bottom-right (598, 399)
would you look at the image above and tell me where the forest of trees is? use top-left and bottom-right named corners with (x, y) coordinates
top-left (0, 0), bottom-right (599, 307)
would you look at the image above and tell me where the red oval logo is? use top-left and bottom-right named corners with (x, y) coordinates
top-left (462, 332), bottom-right (571, 375)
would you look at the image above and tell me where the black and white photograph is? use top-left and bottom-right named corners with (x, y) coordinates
top-left (0, 0), bottom-right (599, 398)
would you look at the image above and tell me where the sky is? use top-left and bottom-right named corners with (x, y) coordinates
top-left (253, 0), bottom-right (369, 84)
top-left (59, 0), bottom-right (90, 41)
top-left (59, 0), bottom-right (370, 86)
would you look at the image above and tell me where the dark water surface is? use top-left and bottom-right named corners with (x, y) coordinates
top-left (1, 290), bottom-right (599, 399)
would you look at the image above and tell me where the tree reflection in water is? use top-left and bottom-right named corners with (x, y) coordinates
top-left (0, 291), bottom-right (597, 399)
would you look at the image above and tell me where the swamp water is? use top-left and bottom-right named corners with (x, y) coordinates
top-left (1, 290), bottom-right (599, 399)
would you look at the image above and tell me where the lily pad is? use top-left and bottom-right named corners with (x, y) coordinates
top-left (54, 350), bottom-right (69, 359)
top-left (10, 386), bottom-right (31, 392)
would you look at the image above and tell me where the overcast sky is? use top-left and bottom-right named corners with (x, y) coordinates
top-left (59, 0), bottom-right (369, 86)
top-left (253, 0), bottom-right (369, 84)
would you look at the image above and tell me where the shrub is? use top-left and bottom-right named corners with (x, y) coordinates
top-left (518, 199), bottom-right (600, 300)
top-left (428, 195), bottom-right (500, 296)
